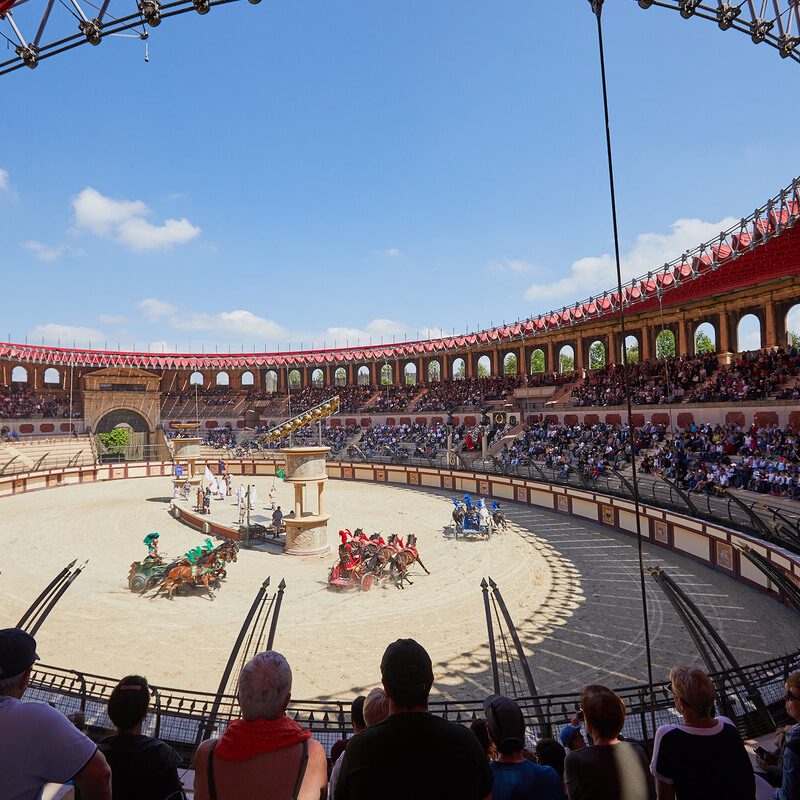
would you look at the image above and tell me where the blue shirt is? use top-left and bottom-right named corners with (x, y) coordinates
top-left (490, 759), bottom-right (564, 800)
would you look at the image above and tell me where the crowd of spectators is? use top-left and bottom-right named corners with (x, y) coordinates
top-left (0, 387), bottom-right (81, 419)
top-left (371, 384), bottom-right (419, 413)
top-left (204, 426), bottom-right (238, 449)
top-left (358, 422), bottom-right (452, 460)
top-left (413, 376), bottom-right (521, 412)
top-left (4, 628), bottom-right (789, 800)
top-left (289, 385), bottom-right (374, 414)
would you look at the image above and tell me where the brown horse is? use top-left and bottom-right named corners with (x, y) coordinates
top-left (155, 547), bottom-right (226, 599)
top-left (389, 534), bottom-right (430, 588)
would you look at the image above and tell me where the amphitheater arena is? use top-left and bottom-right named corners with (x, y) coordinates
top-left (1, 179), bottom-right (800, 757)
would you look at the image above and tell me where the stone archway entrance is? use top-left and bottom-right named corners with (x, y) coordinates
top-left (95, 409), bottom-right (150, 461)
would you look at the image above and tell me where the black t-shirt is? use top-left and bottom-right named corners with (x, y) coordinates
top-left (334, 711), bottom-right (493, 800)
top-left (651, 718), bottom-right (755, 800)
top-left (564, 741), bottom-right (655, 800)
top-left (98, 733), bottom-right (183, 800)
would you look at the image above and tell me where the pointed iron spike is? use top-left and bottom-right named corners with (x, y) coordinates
top-left (66, 558), bottom-right (77, 569)
top-left (278, 578), bottom-right (286, 590)
top-left (263, 576), bottom-right (271, 589)
top-left (488, 576), bottom-right (497, 589)
top-left (480, 577), bottom-right (488, 589)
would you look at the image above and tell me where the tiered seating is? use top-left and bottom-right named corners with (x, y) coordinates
top-left (0, 434), bottom-right (95, 472)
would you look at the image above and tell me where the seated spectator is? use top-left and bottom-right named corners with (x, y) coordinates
top-left (774, 671), bottom-right (800, 800)
top-left (484, 694), bottom-right (564, 800)
top-left (650, 666), bottom-right (755, 800)
top-left (329, 695), bottom-right (365, 772)
top-left (335, 638), bottom-right (492, 799)
top-left (98, 674), bottom-right (183, 800)
top-left (194, 651), bottom-right (327, 800)
top-left (470, 718), bottom-right (497, 761)
top-left (535, 738), bottom-right (567, 781)
top-left (564, 684), bottom-right (654, 800)
top-left (361, 686), bottom-right (390, 728)
top-left (560, 713), bottom-right (586, 752)
top-left (0, 627), bottom-right (111, 799)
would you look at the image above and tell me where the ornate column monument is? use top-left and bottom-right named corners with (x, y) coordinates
top-left (281, 445), bottom-right (331, 556)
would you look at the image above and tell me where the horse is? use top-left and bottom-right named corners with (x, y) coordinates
top-left (389, 534), bottom-right (430, 589)
top-left (491, 509), bottom-right (507, 530)
top-left (154, 548), bottom-right (223, 599)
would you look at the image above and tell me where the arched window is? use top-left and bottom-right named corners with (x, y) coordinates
top-left (451, 358), bottom-right (465, 380)
top-left (428, 360), bottom-right (441, 383)
top-left (265, 370), bottom-right (278, 392)
top-left (656, 329), bottom-right (675, 360)
top-left (311, 368), bottom-right (324, 387)
top-left (624, 335), bottom-right (639, 364)
top-left (216, 371), bottom-right (230, 386)
top-left (503, 352), bottom-right (517, 375)
top-left (588, 340), bottom-right (606, 370)
top-left (786, 303), bottom-right (800, 348)
top-left (43, 367), bottom-right (60, 385)
top-left (241, 371), bottom-right (255, 386)
top-left (380, 364), bottom-right (393, 385)
top-left (288, 369), bottom-right (301, 388)
top-left (530, 349), bottom-right (545, 374)
top-left (694, 322), bottom-right (716, 354)
top-left (477, 355), bottom-right (491, 377)
top-left (357, 366), bottom-right (370, 385)
top-left (737, 314), bottom-right (762, 352)
top-left (335, 367), bottom-right (347, 387)
top-left (404, 363), bottom-right (417, 386)
top-left (558, 345), bottom-right (574, 374)
top-left (189, 372), bottom-right (204, 386)
top-left (11, 366), bottom-right (28, 383)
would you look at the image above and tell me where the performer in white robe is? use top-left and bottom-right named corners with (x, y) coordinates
top-left (248, 484), bottom-right (258, 510)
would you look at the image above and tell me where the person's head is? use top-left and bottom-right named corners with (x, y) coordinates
top-left (469, 718), bottom-right (495, 760)
top-left (0, 628), bottom-right (38, 699)
top-left (579, 684), bottom-right (626, 742)
top-left (380, 639), bottom-right (433, 710)
top-left (785, 672), bottom-right (800, 722)
top-left (669, 666), bottom-right (716, 721)
top-left (559, 724), bottom-right (585, 751)
top-left (108, 675), bottom-right (150, 732)
top-left (483, 694), bottom-right (525, 755)
top-left (237, 651), bottom-right (292, 721)
top-left (350, 695), bottom-right (366, 734)
top-left (363, 687), bottom-right (390, 727)
top-left (535, 738), bottom-right (566, 778)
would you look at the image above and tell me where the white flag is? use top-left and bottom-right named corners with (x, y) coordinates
top-left (204, 466), bottom-right (214, 485)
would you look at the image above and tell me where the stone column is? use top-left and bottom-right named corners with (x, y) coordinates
top-left (418, 356), bottom-right (425, 385)
top-left (641, 326), bottom-right (652, 362)
top-left (491, 348), bottom-right (499, 376)
top-left (575, 338), bottom-right (585, 373)
top-left (545, 340), bottom-right (555, 373)
top-left (765, 301), bottom-right (779, 349)
top-left (466, 353), bottom-right (474, 378)
top-left (718, 311), bottom-right (731, 353)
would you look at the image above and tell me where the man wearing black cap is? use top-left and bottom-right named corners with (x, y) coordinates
top-left (334, 638), bottom-right (492, 800)
top-left (0, 627), bottom-right (111, 799)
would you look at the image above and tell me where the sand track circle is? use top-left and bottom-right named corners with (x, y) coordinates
top-left (2, 475), bottom-right (797, 701)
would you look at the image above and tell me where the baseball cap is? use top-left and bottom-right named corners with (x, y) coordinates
top-left (560, 723), bottom-right (582, 748)
top-left (483, 694), bottom-right (525, 752)
top-left (380, 639), bottom-right (433, 691)
top-left (0, 628), bottom-right (39, 679)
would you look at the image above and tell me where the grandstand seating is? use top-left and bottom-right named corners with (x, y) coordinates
top-left (0, 434), bottom-right (95, 472)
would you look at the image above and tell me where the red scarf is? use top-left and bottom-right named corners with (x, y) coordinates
top-left (215, 716), bottom-right (311, 761)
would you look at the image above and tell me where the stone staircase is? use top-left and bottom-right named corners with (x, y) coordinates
top-left (0, 434), bottom-right (95, 474)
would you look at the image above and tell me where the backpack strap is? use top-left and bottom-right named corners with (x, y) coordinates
top-left (290, 739), bottom-right (309, 800)
top-left (206, 740), bottom-right (219, 800)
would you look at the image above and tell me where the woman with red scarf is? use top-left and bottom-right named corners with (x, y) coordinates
top-left (194, 651), bottom-right (327, 800)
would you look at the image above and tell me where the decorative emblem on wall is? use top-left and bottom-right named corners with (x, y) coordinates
top-left (375, 469), bottom-right (385, 482)
top-left (408, 471), bottom-right (419, 485)
top-left (716, 542), bottom-right (734, 570)
top-left (442, 475), bottom-right (454, 490)
top-left (342, 467), bottom-right (354, 479)
top-left (602, 505), bottom-right (614, 525)
top-left (557, 495), bottom-right (569, 513)
top-left (516, 486), bottom-right (527, 502)
top-left (479, 480), bottom-right (489, 494)
top-left (654, 520), bottom-right (669, 544)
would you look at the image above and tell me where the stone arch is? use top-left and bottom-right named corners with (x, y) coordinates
top-left (241, 370), bottom-right (255, 386)
top-left (404, 362), bottom-right (417, 385)
top-left (477, 355), bottom-right (491, 377)
top-left (189, 371), bottom-right (204, 386)
top-left (380, 363), bottom-right (393, 385)
top-left (694, 321), bottom-right (716, 354)
top-left (43, 367), bottom-right (60, 385)
top-left (785, 303), bottom-right (800, 348)
top-left (624, 335), bottom-right (639, 364)
top-left (451, 357), bottom-right (466, 380)
top-left (95, 408), bottom-right (151, 434)
top-left (265, 370), bottom-right (278, 392)
top-left (530, 348), bottom-right (545, 374)
top-left (655, 329), bottom-right (676, 360)
top-left (215, 371), bottom-right (230, 386)
top-left (311, 368), bottom-right (324, 387)
top-left (11, 366), bottom-right (28, 383)
top-left (288, 369), bottom-right (301, 388)
top-left (588, 340), bottom-right (606, 370)
top-left (502, 351), bottom-right (517, 375)
top-left (558, 345), bottom-right (574, 374)
top-left (427, 360), bottom-right (441, 382)
top-left (334, 367), bottom-right (347, 387)
top-left (357, 365), bottom-right (370, 386)
top-left (737, 313), bottom-right (762, 352)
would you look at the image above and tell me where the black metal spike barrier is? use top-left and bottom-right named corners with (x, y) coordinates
top-left (27, 560), bottom-right (87, 638)
top-left (480, 578), bottom-right (500, 695)
top-left (266, 578), bottom-right (286, 651)
top-left (16, 559), bottom-right (77, 630)
top-left (736, 545), bottom-right (800, 612)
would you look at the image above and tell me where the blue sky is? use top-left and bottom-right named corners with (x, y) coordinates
top-left (2, 0), bottom-right (799, 352)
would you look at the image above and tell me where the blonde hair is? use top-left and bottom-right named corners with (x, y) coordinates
top-left (669, 666), bottom-right (716, 718)
top-left (786, 671), bottom-right (800, 695)
top-left (363, 687), bottom-right (390, 727)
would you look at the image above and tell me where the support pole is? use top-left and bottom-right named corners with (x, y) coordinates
top-left (481, 578), bottom-right (501, 695)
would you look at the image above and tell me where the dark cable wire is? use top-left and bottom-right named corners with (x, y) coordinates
top-left (587, 0), bottom-right (657, 733)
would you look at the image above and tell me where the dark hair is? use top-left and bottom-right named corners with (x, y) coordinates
top-left (351, 695), bottom-right (366, 730)
top-left (535, 738), bottom-right (566, 778)
top-left (380, 639), bottom-right (433, 709)
top-left (469, 719), bottom-right (494, 759)
top-left (579, 685), bottom-right (626, 741)
top-left (108, 675), bottom-right (150, 731)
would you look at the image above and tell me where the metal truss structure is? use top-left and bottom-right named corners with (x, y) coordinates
top-left (0, 0), bottom-right (253, 76)
top-left (640, 1), bottom-right (800, 64)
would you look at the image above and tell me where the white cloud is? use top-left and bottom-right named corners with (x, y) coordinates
top-left (21, 241), bottom-right (84, 262)
top-left (381, 248), bottom-right (403, 258)
top-left (98, 314), bottom-right (127, 325)
top-left (28, 323), bottom-right (105, 347)
top-left (171, 310), bottom-right (286, 341)
top-left (0, 168), bottom-right (9, 192)
top-left (138, 298), bottom-right (176, 319)
top-left (72, 187), bottom-right (200, 251)
top-left (522, 216), bottom-right (737, 308)
top-left (487, 258), bottom-right (537, 274)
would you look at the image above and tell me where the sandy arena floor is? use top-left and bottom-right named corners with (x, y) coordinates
top-left (1, 475), bottom-right (798, 702)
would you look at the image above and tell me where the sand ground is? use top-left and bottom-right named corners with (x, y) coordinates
top-left (1, 475), bottom-right (798, 702)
